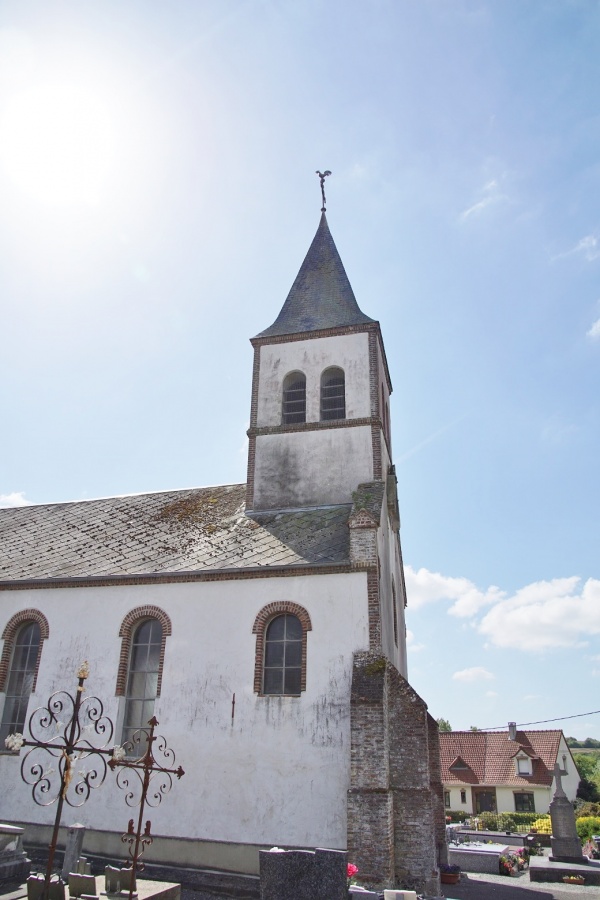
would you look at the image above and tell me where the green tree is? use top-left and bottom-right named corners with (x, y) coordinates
top-left (469, 725), bottom-right (481, 732)
top-left (573, 753), bottom-right (599, 781)
top-left (437, 718), bottom-right (452, 732)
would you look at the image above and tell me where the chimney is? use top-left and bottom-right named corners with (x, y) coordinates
top-left (508, 722), bottom-right (517, 741)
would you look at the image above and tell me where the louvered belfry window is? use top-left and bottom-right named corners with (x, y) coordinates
top-left (282, 371), bottom-right (306, 424)
top-left (320, 367), bottom-right (345, 420)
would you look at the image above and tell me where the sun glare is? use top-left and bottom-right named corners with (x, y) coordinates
top-left (0, 83), bottom-right (116, 205)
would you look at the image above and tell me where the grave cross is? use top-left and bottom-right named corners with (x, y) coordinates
top-left (109, 716), bottom-right (184, 900)
top-left (7, 663), bottom-right (115, 900)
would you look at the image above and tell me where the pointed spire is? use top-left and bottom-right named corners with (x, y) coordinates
top-left (256, 213), bottom-right (374, 338)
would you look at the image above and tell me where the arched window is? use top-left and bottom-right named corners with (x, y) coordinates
top-left (252, 602), bottom-right (312, 695)
top-left (263, 614), bottom-right (302, 695)
top-left (282, 371), bottom-right (306, 424)
top-left (320, 367), bottom-right (345, 420)
top-left (116, 605), bottom-right (171, 748)
top-left (0, 621), bottom-right (42, 743)
top-left (122, 619), bottom-right (162, 746)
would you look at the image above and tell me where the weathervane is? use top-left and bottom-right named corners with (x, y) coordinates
top-left (316, 170), bottom-right (331, 212)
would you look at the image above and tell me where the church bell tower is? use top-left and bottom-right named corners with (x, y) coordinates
top-left (246, 188), bottom-right (394, 513)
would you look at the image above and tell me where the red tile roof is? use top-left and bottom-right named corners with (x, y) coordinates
top-left (439, 730), bottom-right (563, 787)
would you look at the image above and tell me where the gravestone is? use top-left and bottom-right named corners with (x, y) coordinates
top-left (259, 847), bottom-right (347, 900)
top-left (549, 764), bottom-right (587, 865)
top-left (0, 823), bottom-right (31, 882)
top-left (68, 873), bottom-right (96, 897)
top-left (61, 825), bottom-right (86, 880)
top-left (27, 874), bottom-right (66, 900)
top-left (105, 865), bottom-right (137, 896)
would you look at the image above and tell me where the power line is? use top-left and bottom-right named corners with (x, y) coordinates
top-left (479, 709), bottom-right (600, 732)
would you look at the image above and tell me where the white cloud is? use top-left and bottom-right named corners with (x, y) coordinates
top-left (407, 564), bottom-right (600, 652)
top-left (452, 667), bottom-right (495, 683)
top-left (405, 565), bottom-right (504, 617)
top-left (541, 415), bottom-right (578, 444)
top-left (406, 629), bottom-right (425, 653)
top-left (459, 178), bottom-right (507, 222)
top-left (485, 690), bottom-right (498, 698)
top-left (479, 577), bottom-right (600, 651)
top-left (554, 234), bottom-right (600, 263)
top-left (0, 491), bottom-right (32, 508)
top-left (587, 318), bottom-right (600, 340)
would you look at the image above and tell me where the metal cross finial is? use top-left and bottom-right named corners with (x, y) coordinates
top-left (316, 170), bottom-right (332, 212)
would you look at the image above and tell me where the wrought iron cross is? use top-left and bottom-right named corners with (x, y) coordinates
top-left (109, 716), bottom-right (184, 900)
top-left (316, 169), bottom-right (331, 212)
top-left (9, 662), bottom-right (115, 900)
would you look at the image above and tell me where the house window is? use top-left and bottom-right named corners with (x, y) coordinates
top-left (444, 791), bottom-right (451, 808)
top-left (517, 757), bottom-right (532, 775)
top-left (461, 790), bottom-right (467, 804)
top-left (514, 792), bottom-right (535, 813)
top-left (122, 619), bottom-right (162, 747)
top-left (320, 367), bottom-right (345, 421)
top-left (282, 371), bottom-right (306, 424)
top-left (252, 602), bottom-right (312, 695)
top-left (0, 610), bottom-right (49, 745)
top-left (0, 622), bottom-right (41, 743)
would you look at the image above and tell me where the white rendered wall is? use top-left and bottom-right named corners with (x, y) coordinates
top-left (256, 333), bottom-right (371, 426)
top-left (494, 786), bottom-right (552, 815)
top-left (0, 571), bottom-right (369, 851)
top-left (377, 481), bottom-right (407, 677)
top-left (252, 427), bottom-right (375, 509)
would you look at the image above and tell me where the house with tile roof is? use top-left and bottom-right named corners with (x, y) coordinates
top-left (439, 726), bottom-right (579, 816)
top-left (0, 208), bottom-right (444, 895)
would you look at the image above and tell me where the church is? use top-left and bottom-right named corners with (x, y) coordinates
top-left (0, 202), bottom-right (445, 895)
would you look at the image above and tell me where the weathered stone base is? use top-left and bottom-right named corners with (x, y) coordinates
top-left (529, 856), bottom-right (600, 886)
top-left (347, 653), bottom-right (442, 897)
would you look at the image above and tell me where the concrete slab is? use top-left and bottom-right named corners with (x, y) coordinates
top-left (529, 856), bottom-right (600, 886)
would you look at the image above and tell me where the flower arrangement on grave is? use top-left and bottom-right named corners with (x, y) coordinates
top-left (347, 863), bottom-right (359, 888)
top-left (562, 875), bottom-right (585, 885)
top-left (499, 854), bottom-right (519, 876)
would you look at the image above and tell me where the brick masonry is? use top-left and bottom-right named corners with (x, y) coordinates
top-left (347, 651), bottom-right (442, 895)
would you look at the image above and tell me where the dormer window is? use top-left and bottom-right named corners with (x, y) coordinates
top-left (320, 367), bottom-right (345, 420)
top-left (282, 371), bottom-right (306, 424)
top-left (516, 755), bottom-right (532, 776)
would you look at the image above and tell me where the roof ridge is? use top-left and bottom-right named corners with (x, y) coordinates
top-left (0, 482), bottom-right (246, 511)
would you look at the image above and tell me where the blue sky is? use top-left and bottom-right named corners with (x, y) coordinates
top-left (1, 1), bottom-right (599, 737)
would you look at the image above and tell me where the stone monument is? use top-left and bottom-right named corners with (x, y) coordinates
top-left (0, 823), bottom-right (31, 883)
top-left (549, 763), bottom-right (587, 864)
top-left (259, 847), bottom-right (347, 900)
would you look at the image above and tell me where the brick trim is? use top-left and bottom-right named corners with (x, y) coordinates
top-left (0, 609), bottom-right (49, 693)
top-left (367, 569), bottom-right (381, 650)
top-left (251, 321), bottom-right (378, 347)
top-left (248, 415), bottom-right (379, 438)
top-left (245, 345), bottom-right (261, 509)
top-left (115, 605), bottom-right (172, 697)
top-left (252, 601), bottom-right (312, 695)
top-left (0, 562), bottom-right (362, 592)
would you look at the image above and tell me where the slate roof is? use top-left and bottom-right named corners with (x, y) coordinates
top-left (439, 730), bottom-right (563, 787)
top-left (0, 484), bottom-right (351, 581)
top-left (256, 213), bottom-right (375, 338)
